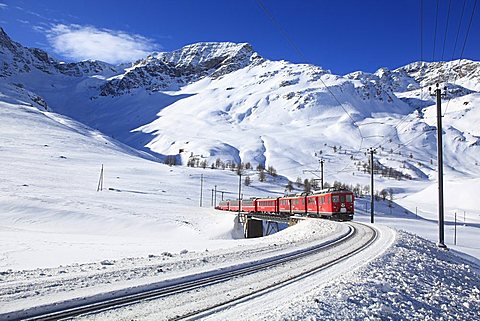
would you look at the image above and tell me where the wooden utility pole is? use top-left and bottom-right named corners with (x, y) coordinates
top-left (369, 149), bottom-right (375, 223)
top-left (97, 164), bottom-right (104, 192)
top-left (238, 173), bottom-right (242, 217)
top-left (430, 84), bottom-right (447, 249)
top-left (199, 174), bottom-right (204, 207)
top-left (214, 185), bottom-right (217, 208)
top-left (320, 159), bottom-right (324, 189)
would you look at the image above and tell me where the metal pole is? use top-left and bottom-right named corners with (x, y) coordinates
top-left (211, 189), bottom-right (214, 207)
top-left (214, 185), bottom-right (217, 208)
top-left (454, 212), bottom-right (457, 245)
top-left (320, 159), bottom-right (324, 190)
top-left (238, 173), bottom-right (242, 217)
top-left (199, 174), bottom-right (203, 207)
top-left (221, 191), bottom-right (224, 201)
top-left (433, 84), bottom-right (446, 248)
top-left (370, 149), bottom-right (374, 223)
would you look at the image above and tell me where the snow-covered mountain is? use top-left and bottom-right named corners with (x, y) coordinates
top-left (1, 27), bottom-right (480, 185)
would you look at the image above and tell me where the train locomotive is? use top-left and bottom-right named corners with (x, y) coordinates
top-left (216, 188), bottom-right (354, 221)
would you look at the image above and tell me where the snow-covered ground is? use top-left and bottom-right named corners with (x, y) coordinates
top-left (0, 98), bottom-right (479, 319)
top-left (0, 28), bottom-right (479, 318)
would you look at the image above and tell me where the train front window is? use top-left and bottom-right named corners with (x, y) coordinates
top-left (332, 195), bottom-right (340, 203)
top-left (340, 195), bottom-right (345, 202)
top-left (346, 195), bottom-right (353, 202)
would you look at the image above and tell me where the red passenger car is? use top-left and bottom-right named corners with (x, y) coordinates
top-left (255, 197), bottom-right (279, 213)
top-left (305, 189), bottom-right (354, 220)
top-left (216, 189), bottom-right (354, 221)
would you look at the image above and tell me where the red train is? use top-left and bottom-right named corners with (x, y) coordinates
top-left (216, 189), bottom-right (354, 221)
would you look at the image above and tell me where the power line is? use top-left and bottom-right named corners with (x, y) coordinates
top-left (443, 0), bottom-right (477, 116)
top-left (459, 0), bottom-right (478, 59)
top-left (390, 128), bottom-right (436, 155)
top-left (433, 0), bottom-right (440, 61)
top-left (451, 0), bottom-right (468, 59)
top-left (441, 0), bottom-right (453, 60)
top-left (255, 0), bottom-right (365, 166)
top-left (368, 0), bottom-right (428, 153)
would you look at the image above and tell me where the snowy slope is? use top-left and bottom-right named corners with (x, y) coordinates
top-left (0, 99), bottom-right (287, 270)
top-left (0, 26), bottom-right (479, 320)
top-left (2, 26), bottom-right (479, 190)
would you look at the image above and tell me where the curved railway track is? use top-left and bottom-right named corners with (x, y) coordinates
top-left (4, 222), bottom-right (377, 321)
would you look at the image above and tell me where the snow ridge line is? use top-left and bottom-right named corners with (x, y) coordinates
top-left (1, 224), bottom-right (354, 321)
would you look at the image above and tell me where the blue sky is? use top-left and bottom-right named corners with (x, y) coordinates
top-left (1, 0), bottom-right (478, 74)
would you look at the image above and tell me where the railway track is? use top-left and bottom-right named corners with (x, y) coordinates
top-left (4, 222), bottom-right (377, 321)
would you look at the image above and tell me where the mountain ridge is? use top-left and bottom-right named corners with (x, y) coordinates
top-left (1, 27), bottom-right (479, 184)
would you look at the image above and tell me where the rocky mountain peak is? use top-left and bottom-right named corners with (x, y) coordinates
top-left (152, 42), bottom-right (259, 69)
top-left (100, 42), bottom-right (262, 96)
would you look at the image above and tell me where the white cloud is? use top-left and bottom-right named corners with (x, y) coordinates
top-left (46, 24), bottom-right (159, 64)
top-left (0, 3), bottom-right (7, 9)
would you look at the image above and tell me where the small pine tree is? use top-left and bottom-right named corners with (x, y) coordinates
top-left (236, 164), bottom-right (243, 175)
top-left (303, 179), bottom-right (311, 193)
top-left (244, 176), bottom-right (251, 186)
top-left (380, 189), bottom-right (388, 201)
top-left (258, 170), bottom-right (266, 182)
top-left (286, 181), bottom-right (293, 192)
top-left (267, 165), bottom-right (277, 176)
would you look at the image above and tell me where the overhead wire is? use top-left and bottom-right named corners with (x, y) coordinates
top-left (443, 0), bottom-right (478, 116)
top-left (367, 0), bottom-right (427, 152)
top-left (451, 0), bottom-right (468, 59)
top-left (342, 0), bottom-right (477, 176)
top-left (433, 0), bottom-right (440, 61)
top-left (441, 0), bottom-right (453, 60)
top-left (254, 0), bottom-right (366, 175)
top-left (459, 0), bottom-right (478, 59)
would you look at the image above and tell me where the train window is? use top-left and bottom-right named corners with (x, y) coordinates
top-left (340, 195), bottom-right (345, 202)
top-left (332, 195), bottom-right (339, 203)
top-left (327, 196), bottom-right (330, 204)
top-left (301, 199), bottom-right (304, 205)
top-left (346, 195), bottom-right (353, 202)
top-left (321, 196), bottom-right (325, 204)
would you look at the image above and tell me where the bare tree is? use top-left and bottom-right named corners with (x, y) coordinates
top-left (296, 177), bottom-right (303, 187)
